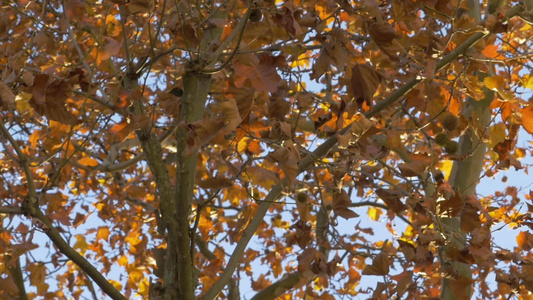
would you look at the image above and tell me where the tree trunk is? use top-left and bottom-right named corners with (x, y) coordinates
top-left (440, 2), bottom-right (496, 298)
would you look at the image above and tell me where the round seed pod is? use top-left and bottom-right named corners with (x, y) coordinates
top-left (444, 140), bottom-right (459, 154)
top-left (442, 114), bottom-right (459, 131)
top-left (435, 133), bottom-right (450, 146)
top-left (249, 9), bottom-right (263, 23)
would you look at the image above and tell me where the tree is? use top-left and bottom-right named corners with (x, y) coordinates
top-left (1, 0), bottom-right (533, 299)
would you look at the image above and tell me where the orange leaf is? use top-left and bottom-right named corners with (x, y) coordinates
top-left (97, 226), bottom-right (110, 242)
top-left (78, 156), bottom-right (99, 167)
top-left (482, 44), bottom-right (500, 58)
top-left (522, 106), bottom-right (533, 134)
top-left (517, 231), bottom-right (533, 251)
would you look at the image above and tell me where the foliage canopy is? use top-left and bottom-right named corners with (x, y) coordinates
top-left (1, 0), bottom-right (533, 299)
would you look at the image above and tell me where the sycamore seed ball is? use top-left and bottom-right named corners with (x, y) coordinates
top-left (444, 140), bottom-right (459, 154)
top-left (297, 192), bottom-right (307, 203)
top-left (249, 9), bottom-right (263, 22)
top-left (442, 114), bottom-right (459, 131)
top-left (435, 133), bottom-right (449, 146)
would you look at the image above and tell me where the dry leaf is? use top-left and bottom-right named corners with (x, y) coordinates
top-left (351, 64), bottom-right (383, 108)
top-left (362, 251), bottom-right (389, 276)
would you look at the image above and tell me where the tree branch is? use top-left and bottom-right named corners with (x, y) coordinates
top-left (0, 207), bottom-right (24, 214)
top-left (7, 255), bottom-right (28, 300)
top-left (250, 272), bottom-right (305, 300)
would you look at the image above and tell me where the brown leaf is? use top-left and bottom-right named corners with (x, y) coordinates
top-left (29, 74), bottom-right (79, 124)
top-left (460, 204), bottom-right (481, 233)
top-left (233, 54), bottom-right (284, 93)
top-left (213, 98), bottom-right (242, 133)
top-left (245, 166), bottom-right (278, 190)
top-left (311, 42), bottom-right (348, 80)
top-left (448, 276), bottom-right (474, 299)
top-left (185, 119), bottom-right (223, 150)
top-left (391, 270), bottom-right (413, 296)
top-left (367, 19), bottom-right (399, 59)
top-left (297, 248), bottom-right (317, 272)
top-left (226, 82), bottom-right (254, 124)
top-left (332, 189), bottom-right (359, 219)
top-left (97, 37), bottom-right (122, 64)
top-left (376, 188), bottom-right (407, 213)
top-left (0, 81), bottom-right (15, 108)
top-left (398, 160), bottom-right (427, 177)
top-left (0, 277), bottom-right (19, 296)
top-left (267, 141), bottom-right (300, 186)
top-left (445, 245), bottom-right (475, 264)
top-left (269, 121), bottom-right (292, 141)
top-left (350, 64), bottom-right (383, 108)
top-left (272, 6), bottom-right (303, 37)
top-left (128, 0), bottom-right (153, 14)
top-left (362, 251), bottom-right (389, 276)
top-left (398, 240), bottom-right (416, 261)
top-left (437, 192), bottom-right (463, 218)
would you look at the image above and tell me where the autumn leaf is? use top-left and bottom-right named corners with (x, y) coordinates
top-left (362, 251), bottom-right (389, 276)
top-left (95, 37), bottom-right (122, 64)
top-left (244, 166), bottom-right (278, 190)
top-left (233, 54), bottom-right (284, 93)
top-left (398, 159), bottom-right (427, 177)
top-left (376, 188), bottom-right (407, 213)
top-left (213, 98), bottom-right (242, 133)
top-left (516, 231), bottom-right (533, 251)
top-left (332, 189), bottom-right (359, 219)
top-left (226, 82), bottom-right (254, 124)
top-left (311, 41), bottom-right (348, 80)
top-left (267, 140), bottom-right (301, 186)
top-left (521, 106), bottom-right (533, 134)
top-left (484, 75), bottom-right (505, 92)
top-left (523, 74), bottom-right (533, 90)
top-left (78, 156), bottom-right (99, 167)
top-left (350, 64), bottom-right (383, 108)
top-left (0, 81), bottom-right (15, 108)
top-left (128, 0), bottom-right (153, 14)
top-left (0, 277), bottom-right (19, 296)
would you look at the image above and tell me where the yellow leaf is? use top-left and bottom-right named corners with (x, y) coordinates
top-left (118, 255), bottom-right (129, 267)
top-left (138, 277), bottom-right (150, 295)
top-left (109, 280), bottom-right (123, 291)
top-left (237, 136), bottom-right (249, 153)
top-left (15, 91), bottom-right (33, 115)
top-left (438, 160), bottom-right (453, 181)
top-left (523, 74), bottom-right (533, 90)
top-left (367, 206), bottom-right (381, 221)
top-left (489, 123), bottom-right (507, 148)
top-left (74, 234), bottom-right (89, 253)
top-left (96, 226), bottom-right (110, 242)
top-left (483, 75), bottom-right (505, 91)
top-left (129, 270), bottom-right (144, 284)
